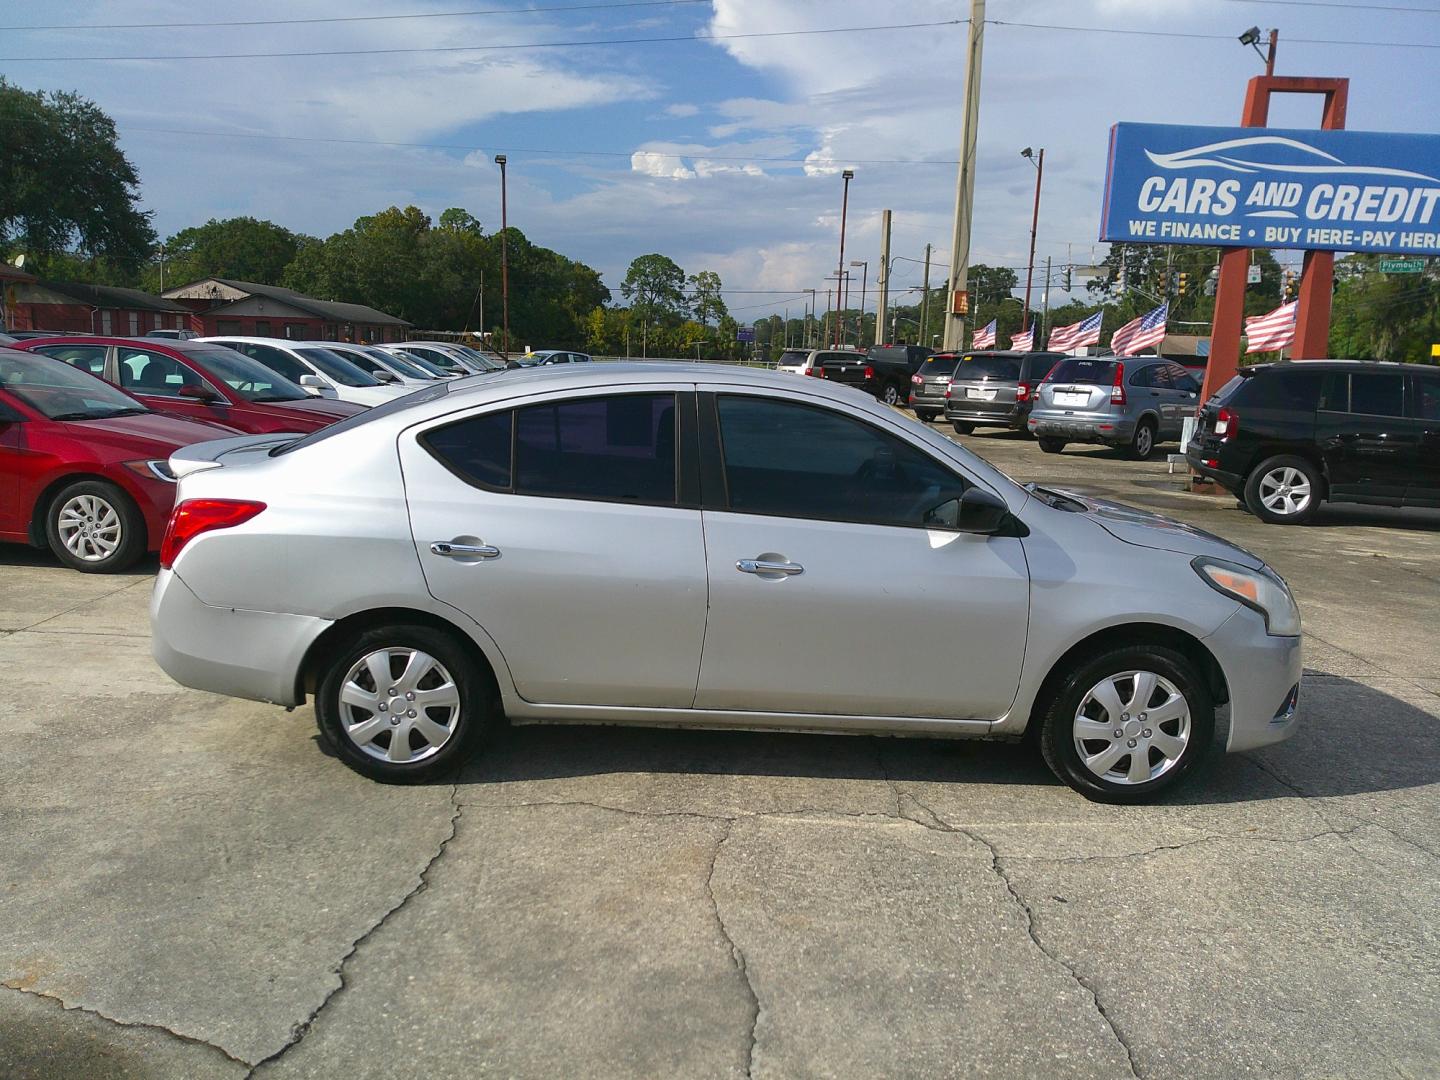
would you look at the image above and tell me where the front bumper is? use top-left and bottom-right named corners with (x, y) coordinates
top-left (151, 568), bottom-right (331, 707)
top-left (1203, 607), bottom-right (1304, 753)
top-left (1028, 411), bottom-right (1134, 444)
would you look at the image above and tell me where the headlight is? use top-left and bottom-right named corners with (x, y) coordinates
top-left (1193, 557), bottom-right (1301, 637)
top-left (122, 459), bottom-right (177, 483)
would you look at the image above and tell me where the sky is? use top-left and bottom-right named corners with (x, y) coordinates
top-left (2, 0), bottom-right (1437, 321)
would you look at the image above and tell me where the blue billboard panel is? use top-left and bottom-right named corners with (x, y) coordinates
top-left (1101, 123), bottom-right (1440, 255)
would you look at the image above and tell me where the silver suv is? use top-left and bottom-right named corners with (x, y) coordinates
top-left (1028, 356), bottom-right (1200, 460)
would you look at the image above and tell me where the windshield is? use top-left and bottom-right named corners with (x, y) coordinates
top-left (397, 346), bottom-right (471, 374)
top-left (1046, 357), bottom-right (1118, 386)
top-left (331, 345), bottom-right (431, 382)
top-left (364, 347), bottom-right (432, 380)
top-left (919, 355), bottom-right (960, 376)
top-left (188, 347), bottom-right (308, 401)
top-left (296, 347), bottom-right (380, 387)
top-left (452, 345), bottom-right (505, 371)
top-left (956, 354), bottom-right (1021, 380)
top-left (0, 350), bottom-right (148, 419)
top-left (391, 350), bottom-right (451, 379)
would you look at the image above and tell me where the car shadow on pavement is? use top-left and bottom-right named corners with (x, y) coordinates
top-left (425, 673), bottom-right (1439, 806)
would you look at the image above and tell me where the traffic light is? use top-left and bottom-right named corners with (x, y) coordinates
top-left (1177, 272), bottom-right (1189, 297)
top-left (1283, 269), bottom-right (1297, 300)
top-left (1063, 266), bottom-right (1072, 290)
top-left (1158, 269), bottom-right (1169, 293)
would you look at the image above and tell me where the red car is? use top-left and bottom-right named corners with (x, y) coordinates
top-left (22, 336), bottom-right (363, 433)
top-left (0, 346), bottom-right (236, 573)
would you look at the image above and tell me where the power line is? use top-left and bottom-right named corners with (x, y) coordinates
top-left (1213, 0), bottom-right (1440, 12)
top-left (0, 18), bottom-right (965, 62)
top-left (0, 111), bottom-right (965, 166)
top-left (988, 18), bottom-right (1440, 49)
top-left (0, 0), bottom-right (711, 32)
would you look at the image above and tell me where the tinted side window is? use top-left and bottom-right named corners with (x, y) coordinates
top-left (716, 396), bottom-right (967, 529)
top-left (34, 344), bottom-right (107, 375)
top-left (422, 410), bottom-right (512, 489)
top-left (1128, 365), bottom-right (1157, 388)
top-left (116, 349), bottom-right (203, 397)
top-left (1239, 370), bottom-right (1322, 412)
top-left (1416, 378), bottom-right (1440, 422)
top-left (1349, 373), bottom-right (1404, 417)
top-left (1169, 365), bottom-right (1199, 393)
top-left (1318, 373), bottom-right (1348, 412)
top-left (514, 393), bottom-right (676, 505)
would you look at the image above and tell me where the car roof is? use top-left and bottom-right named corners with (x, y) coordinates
top-left (1245, 359), bottom-right (1419, 373)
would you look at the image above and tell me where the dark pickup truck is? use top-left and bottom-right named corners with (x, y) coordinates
top-left (814, 344), bottom-right (932, 406)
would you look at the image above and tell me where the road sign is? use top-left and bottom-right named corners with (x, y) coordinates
top-left (1247, 265), bottom-right (1262, 284)
top-left (1380, 259), bottom-right (1425, 273)
top-left (950, 290), bottom-right (969, 315)
top-left (735, 326), bottom-right (755, 342)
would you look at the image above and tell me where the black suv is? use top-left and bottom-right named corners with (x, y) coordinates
top-left (1187, 360), bottom-right (1440, 524)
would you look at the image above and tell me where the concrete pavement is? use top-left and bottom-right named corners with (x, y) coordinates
top-left (2, 427), bottom-right (1437, 1079)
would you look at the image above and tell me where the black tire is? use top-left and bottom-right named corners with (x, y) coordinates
top-left (315, 624), bottom-right (494, 783)
top-left (879, 383), bottom-right (901, 407)
top-left (1127, 418), bottom-right (1158, 460)
top-left (44, 479), bottom-right (147, 573)
top-left (1039, 644), bottom-right (1215, 804)
top-left (916, 410), bottom-right (938, 423)
top-left (1243, 454), bottom-right (1323, 525)
top-left (951, 421), bottom-right (975, 435)
top-left (1038, 437), bottom-right (1066, 454)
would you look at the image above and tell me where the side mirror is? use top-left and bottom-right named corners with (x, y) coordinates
top-left (178, 383), bottom-right (219, 403)
top-left (298, 374), bottom-right (326, 394)
top-left (373, 369), bottom-right (398, 384)
top-left (956, 487), bottom-right (1012, 535)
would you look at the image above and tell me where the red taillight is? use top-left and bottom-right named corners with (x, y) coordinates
top-left (1215, 407), bottom-right (1238, 440)
top-left (160, 498), bottom-right (266, 569)
top-left (809, 366), bottom-right (824, 378)
top-left (945, 383), bottom-right (953, 398)
top-left (864, 365), bottom-right (875, 380)
top-left (1016, 381), bottom-right (1031, 401)
top-left (1110, 362), bottom-right (1127, 405)
top-left (911, 374), bottom-right (923, 385)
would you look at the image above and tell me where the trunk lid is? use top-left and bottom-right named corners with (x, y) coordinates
top-left (169, 432), bottom-right (304, 478)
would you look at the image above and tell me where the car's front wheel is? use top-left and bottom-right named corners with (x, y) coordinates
top-left (1039, 644), bottom-right (1214, 803)
top-left (315, 624), bottom-right (493, 783)
top-left (1127, 419), bottom-right (1158, 460)
top-left (44, 480), bottom-right (146, 573)
top-left (1244, 455), bottom-right (1322, 525)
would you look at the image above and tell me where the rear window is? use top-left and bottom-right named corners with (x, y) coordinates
top-left (919, 355), bottom-right (960, 376)
top-left (867, 347), bottom-right (912, 365)
top-left (778, 350), bottom-right (811, 365)
top-left (957, 354), bottom-right (1022, 381)
top-left (1233, 369), bottom-right (1322, 412)
top-left (1046, 358), bottom-right (1117, 386)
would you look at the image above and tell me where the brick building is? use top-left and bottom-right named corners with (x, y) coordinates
top-left (161, 278), bottom-right (410, 343)
top-left (2, 274), bottom-right (191, 335)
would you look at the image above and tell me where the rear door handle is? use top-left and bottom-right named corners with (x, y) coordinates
top-left (431, 541), bottom-right (501, 559)
top-left (736, 558), bottom-right (804, 576)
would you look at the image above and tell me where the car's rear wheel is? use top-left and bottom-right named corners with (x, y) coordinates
top-left (1244, 455), bottom-right (1322, 525)
top-left (44, 480), bottom-right (146, 573)
top-left (1039, 644), bottom-right (1214, 803)
top-left (880, 384), bottom-right (900, 406)
top-left (916, 410), bottom-right (938, 423)
top-left (1127, 419), bottom-right (1158, 460)
top-left (951, 421), bottom-right (975, 435)
top-left (315, 624), bottom-right (493, 783)
top-left (1038, 437), bottom-right (1066, 454)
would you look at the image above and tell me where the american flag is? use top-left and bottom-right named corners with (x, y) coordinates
top-left (1047, 311), bottom-right (1103, 352)
top-left (1245, 300), bottom-right (1298, 354)
top-left (1009, 327), bottom-right (1034, 351)
top-left (971, 318), bottom-right (997, 349)
top-left (1109, 303), bottom-right (1168, 356)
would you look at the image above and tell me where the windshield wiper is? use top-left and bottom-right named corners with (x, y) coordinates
top-left (249, 395), bottom-right (302, 403)
top-left (51, 406), bottom-right (147, 421)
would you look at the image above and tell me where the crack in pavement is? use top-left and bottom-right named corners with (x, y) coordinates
top-left (704, 819), bottom-right (761, 1079)
top-left (13, 578), bottom-right (148, 635)
top-left (246, 781), bottom-right (463, 1077)
top-left (895, 792), bottom-right (1143, 1080)
top-left (1024, 824), bottom-right (1369, 865)
top-left (1, 981), bottom-right (251, 1070)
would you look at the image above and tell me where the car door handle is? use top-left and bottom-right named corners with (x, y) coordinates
top-left (431, 541), bottom-right (500, 559)
top-left (736, 558), bottom-right (804, 576)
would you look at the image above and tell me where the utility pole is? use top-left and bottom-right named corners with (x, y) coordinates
top-left (942, 0), bottom-right (985, 351)
top-left (1040, 255), bottom-right (1052, 344)
top-left (494, 154), bottom-right (510, 358)
top-left (919, 243), bottom-right (932, 348)
top-left (1020, 146), bottom-right (1044, 334)
top-left (834, 169), bottom-right (854, 348)
top-left (875, 209), bottom-right (892, 347)
top-left (805, 289), bottom-right (817, 347)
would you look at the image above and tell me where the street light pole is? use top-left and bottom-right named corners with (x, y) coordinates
top-left (850, 260), bottom-right (868, 347)
top-left (805, 289), bottom-right (817, 347)
top-left (494, 154), bottom-right (510, 358)
top-left (835, 168), bottom-right (854, 348)
top-left (1020, 146), bottom-right (1044, 334)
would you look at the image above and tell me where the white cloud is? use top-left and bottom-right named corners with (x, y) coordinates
top-left (665, 103), bottom-right (701, 117)
top-left (630, 151), bottom-right (696, 180)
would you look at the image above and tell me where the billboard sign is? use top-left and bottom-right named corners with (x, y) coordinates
top-left (1101, 123), bottom-right (1440, 255)
top-left (735, 326), bottom-right (755, 342)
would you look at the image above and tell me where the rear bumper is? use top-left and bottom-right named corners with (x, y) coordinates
top-left (909, 391), bottom-right (947, 410)
top-left (1027, 411), bottom-right (1134, 444)
top-left (944, 402), bottom-right (1028, 427)
top-left (1203, 608), bottom-right (1303, 753)
top-left (1185, 445), bottom-right (1245, 493)
top-left (150, 569), bottom-right (330, 707)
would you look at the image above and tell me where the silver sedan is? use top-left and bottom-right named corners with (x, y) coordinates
top-left (150, 364), bottom-right (1302, 802)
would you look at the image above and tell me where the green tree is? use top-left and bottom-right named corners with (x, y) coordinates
top-left (1330, 255), bottom-right (1439, 362)
top-left (621, 253), bottom-right (687, 327)
top-left (150, 216), bottom-right (310, 290)
top-left (0, 77), bottom-right (156, 275)
top-left (687, 269), bottom-right (728, 325)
